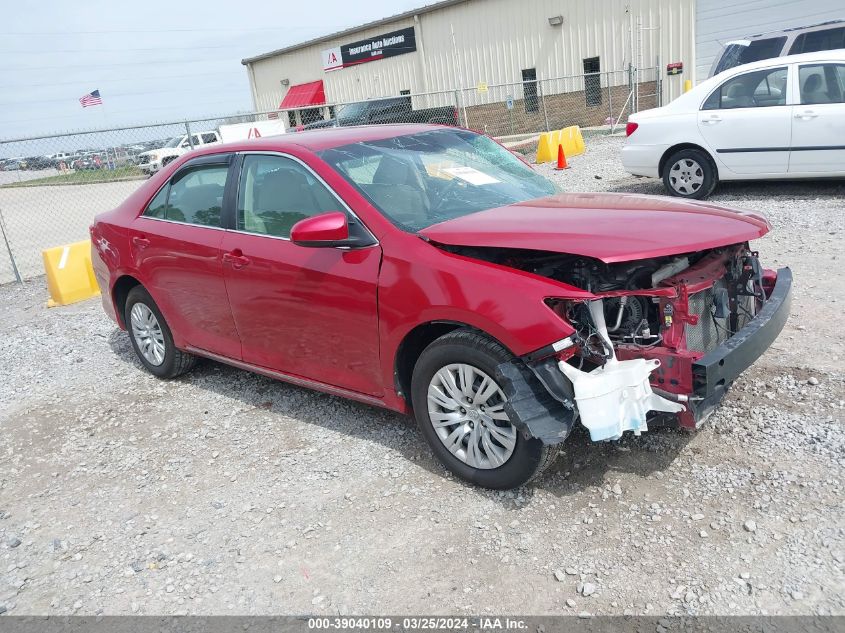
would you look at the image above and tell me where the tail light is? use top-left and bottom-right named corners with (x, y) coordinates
top-left (625, 122), bottom-right (639, 136)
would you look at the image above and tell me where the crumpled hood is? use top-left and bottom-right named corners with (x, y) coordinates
top-left (419, 192), bottom-right (770, 263)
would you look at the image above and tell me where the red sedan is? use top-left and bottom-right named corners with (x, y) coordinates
top-left (91, 124), bottom-right (791, 489)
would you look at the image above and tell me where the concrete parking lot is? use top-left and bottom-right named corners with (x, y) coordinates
top-left (0, 178), bottom-right (144, 283)
top-left (0, 135), bottom-right (842, 616)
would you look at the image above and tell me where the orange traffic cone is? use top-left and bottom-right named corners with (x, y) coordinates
top-left (555, 143), bottom-right (569, 170)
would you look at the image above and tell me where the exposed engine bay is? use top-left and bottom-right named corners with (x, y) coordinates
top-left (442, 243), bottom-right (766, 353)
top-left (442, 242), bottom-right (779, 441)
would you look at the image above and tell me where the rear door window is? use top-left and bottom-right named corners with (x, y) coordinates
top-left (201, 133), bottom-right (218, 144)
top-left (143, 163), bottom-right (229, 227)
top-left (799, 64), bottom-right (845, 104)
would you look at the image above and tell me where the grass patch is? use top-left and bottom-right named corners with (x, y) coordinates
top-left (1, 166), bottom-right (147, 188)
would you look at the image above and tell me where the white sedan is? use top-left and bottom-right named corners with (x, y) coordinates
top-left (622, 50), bottom-right (845, 199)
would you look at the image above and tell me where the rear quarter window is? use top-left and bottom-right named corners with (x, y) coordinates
top-left (143, 185), bottom-right (169, 219)
top-left (790, 27), bottom-right (845, 54)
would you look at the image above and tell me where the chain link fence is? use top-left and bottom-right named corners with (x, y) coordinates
top-left (0, 67), bottom-right (658, 285)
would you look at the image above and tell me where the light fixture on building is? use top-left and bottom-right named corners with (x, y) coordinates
top-left (281, 78), bottom-right (290, 86)
top-left (548, 15), bottom-right (563, 26)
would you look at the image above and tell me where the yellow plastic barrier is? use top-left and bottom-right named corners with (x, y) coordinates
top-left (684, 79), bottom-right (693, 93)
top-left (42, 240), bottom-right (101, 307)
top-left (536, 125), bottom-right (586, 164)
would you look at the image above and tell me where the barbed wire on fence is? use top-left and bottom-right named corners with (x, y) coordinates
top-left (0, 66), bottom-right (659, 285)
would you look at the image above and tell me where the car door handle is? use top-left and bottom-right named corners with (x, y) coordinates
top-left (700, 115), bottom-right (722, 125)
top-left (794, 111), bottom-right (818, 120)
top-left (223, 250), bottom-right (251, 269)
top-left (131, 236), bottom-right (150, 249)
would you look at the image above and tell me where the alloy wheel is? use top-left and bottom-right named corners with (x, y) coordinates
top-left (130, 302), bottom-right (166, 366)
top-left (426, 363), bottom-right (517, 469)
top-left (668, 158), bottom-right (705, 195)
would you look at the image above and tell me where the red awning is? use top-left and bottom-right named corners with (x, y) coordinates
top-left (279, 80), bottom-right (326, 109)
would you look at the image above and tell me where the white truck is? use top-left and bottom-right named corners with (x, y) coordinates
top-left (136, 120), bottom-right (288, 175)
top-left (136, 130), bottom-right (221, 175)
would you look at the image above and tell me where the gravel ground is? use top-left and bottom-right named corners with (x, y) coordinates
top-left (1, 135), bottom-right (843, 617)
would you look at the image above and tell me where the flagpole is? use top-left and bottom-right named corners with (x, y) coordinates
top-left (97, 92), bottom-right (113, 170)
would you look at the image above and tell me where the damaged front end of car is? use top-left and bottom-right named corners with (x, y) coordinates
top-left (475, 244), bottom-right (793, 444)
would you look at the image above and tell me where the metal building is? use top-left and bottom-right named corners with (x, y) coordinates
top-left (241, 0), bottom-right (842, 130)
top-left (242, 0), bottom-right (695, 126)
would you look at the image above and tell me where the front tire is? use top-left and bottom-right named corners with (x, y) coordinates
top-left (410, 329), bottom-right (557, 489)
top-left (124, 286), bottom-right (197, 379)
top-left (662, 148), bottom-right (717, 199)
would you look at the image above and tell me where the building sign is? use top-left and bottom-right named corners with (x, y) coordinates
top-left (322, 47), bottom-right (343, 72)
top-left (667, 62), bottom-right (684, 76)
top-left (322, 26), bottom-right (417, 72)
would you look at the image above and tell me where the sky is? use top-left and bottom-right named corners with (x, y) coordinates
top-left (0, 0), bottom-right (429, 140)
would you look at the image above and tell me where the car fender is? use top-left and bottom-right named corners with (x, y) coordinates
top-left (377, 232), bottom-right (590, 396)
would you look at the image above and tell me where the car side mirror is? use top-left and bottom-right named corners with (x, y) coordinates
top-left (290, 211), bottom-right (350, 247)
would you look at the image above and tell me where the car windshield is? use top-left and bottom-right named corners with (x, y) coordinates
top-left (336, 101), bottom-right (371, 123)
top-left (712, 37), bottom-right (787, 75)
top-left (163, 136), bottom-right (184, 148)
top-left (318, 128), bottom-right (559, 232)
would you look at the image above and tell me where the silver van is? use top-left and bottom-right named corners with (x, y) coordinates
top-left (709, 19), bottom-right (845, 77)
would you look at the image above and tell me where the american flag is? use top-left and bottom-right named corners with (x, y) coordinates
top-left (79, 90), bottom-right (103, 108)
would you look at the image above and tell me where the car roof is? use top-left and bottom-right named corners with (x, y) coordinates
top-left (742, 18), bottom-right (844, 40)
top-left (199, 123), bottom-right (448, 156)
top-left (716, 48), bottom-right (845, 76)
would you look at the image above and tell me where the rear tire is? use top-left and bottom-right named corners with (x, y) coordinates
top-left (124, 286), bottom-right (197, 379)
top-left (662, 148), bottom-right (717, 199)
top-left (410, 329), bottom-right (557, 489)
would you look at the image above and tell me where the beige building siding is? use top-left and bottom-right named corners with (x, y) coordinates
top-left (245, 0), bottom-right (697, 113)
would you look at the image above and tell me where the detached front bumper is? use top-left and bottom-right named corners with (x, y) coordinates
top-left (688, 266), bottom-right (792, 421)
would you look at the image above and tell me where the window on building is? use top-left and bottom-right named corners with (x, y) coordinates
top-left (300, 107), bottom-right (323, 125)
top-left (522, 68), bottom-right (538, 113)
top-left (400, 89), bottom-right (411, 95)
top-left (583, 57), bottom-right (602, 107)
top-left (287, 111), bottom-right (297, 128)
